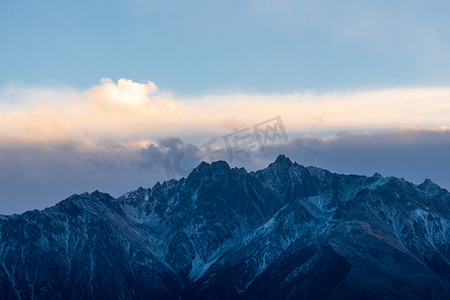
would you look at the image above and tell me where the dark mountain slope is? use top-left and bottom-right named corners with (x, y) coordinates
top-left (1, 155), bottom-right (449, 299)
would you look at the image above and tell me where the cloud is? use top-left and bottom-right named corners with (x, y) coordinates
top-left (177, 127), bottom-right (450, 191)
top-left (1, 78), bottom-right (450, 214)
top-left (0, 79), bottom-right (180, 144)
top-left (89, 78), bottom-right (159, 107)
top-left (0, 136), bottom-right (202, 215)
top-left (268, 129), bottom-right (450, 193)
top-left (1, 78), bottom-right (450, 146)
top-left (1, 128), bottom-right (450, 215)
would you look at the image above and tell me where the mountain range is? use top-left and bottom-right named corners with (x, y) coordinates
top-left (0, 155), bottom-right (449, 299)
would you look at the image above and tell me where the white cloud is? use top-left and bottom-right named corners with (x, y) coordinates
top-left (1, 79), bottom-right (450, 146)
top-left (90, 78), bottom-right (159, 107)
top-left (1, 78), bottom-right (450, 214)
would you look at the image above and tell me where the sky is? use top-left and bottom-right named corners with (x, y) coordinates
top-left (1, 0), bottom-right (450, 214)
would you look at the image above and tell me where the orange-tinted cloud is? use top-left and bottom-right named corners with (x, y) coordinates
top-left (1, 79), bottom-right (450, 147)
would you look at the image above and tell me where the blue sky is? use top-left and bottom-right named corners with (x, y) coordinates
top-left (2, 0), bottom-right (450, 94)
top-left (1, 1), bottom-right (450, 214)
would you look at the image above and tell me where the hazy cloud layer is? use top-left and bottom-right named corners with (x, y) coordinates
top-left (1, 79), bottom-right (450, 214)
top-left (1, 79), bottom-right (450, 145)
top-left (1, 128), bottom-right (450, 215)
top-left (0, 137), bottom-right (199, 214)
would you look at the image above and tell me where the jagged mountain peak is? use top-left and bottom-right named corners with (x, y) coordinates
top-left (420, 178), bottom-right (437, 188)
top-left (186, 160), bottom-right (231, 180)
top-left (58, 190), bottom-right (114, 205)
top-left (372, 172), bottom-right (383, 178)
top-left (259, 155), bottom-right (305, 178)
top-left (416, 177), bottom-right (449, 199)
top-left (272, 154), bottom-right (294, 167)
top-left (196, 160), bottom-right (231, 171)
top-left (1, 158), bottom-right (449, 299)
top-left (275, 153), bottom-right (291, 162)
top-left (49, 190), bottom-right (117, 217)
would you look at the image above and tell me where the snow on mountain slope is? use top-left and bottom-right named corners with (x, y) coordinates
top-left (0, 155), bottom-right (449, 299)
